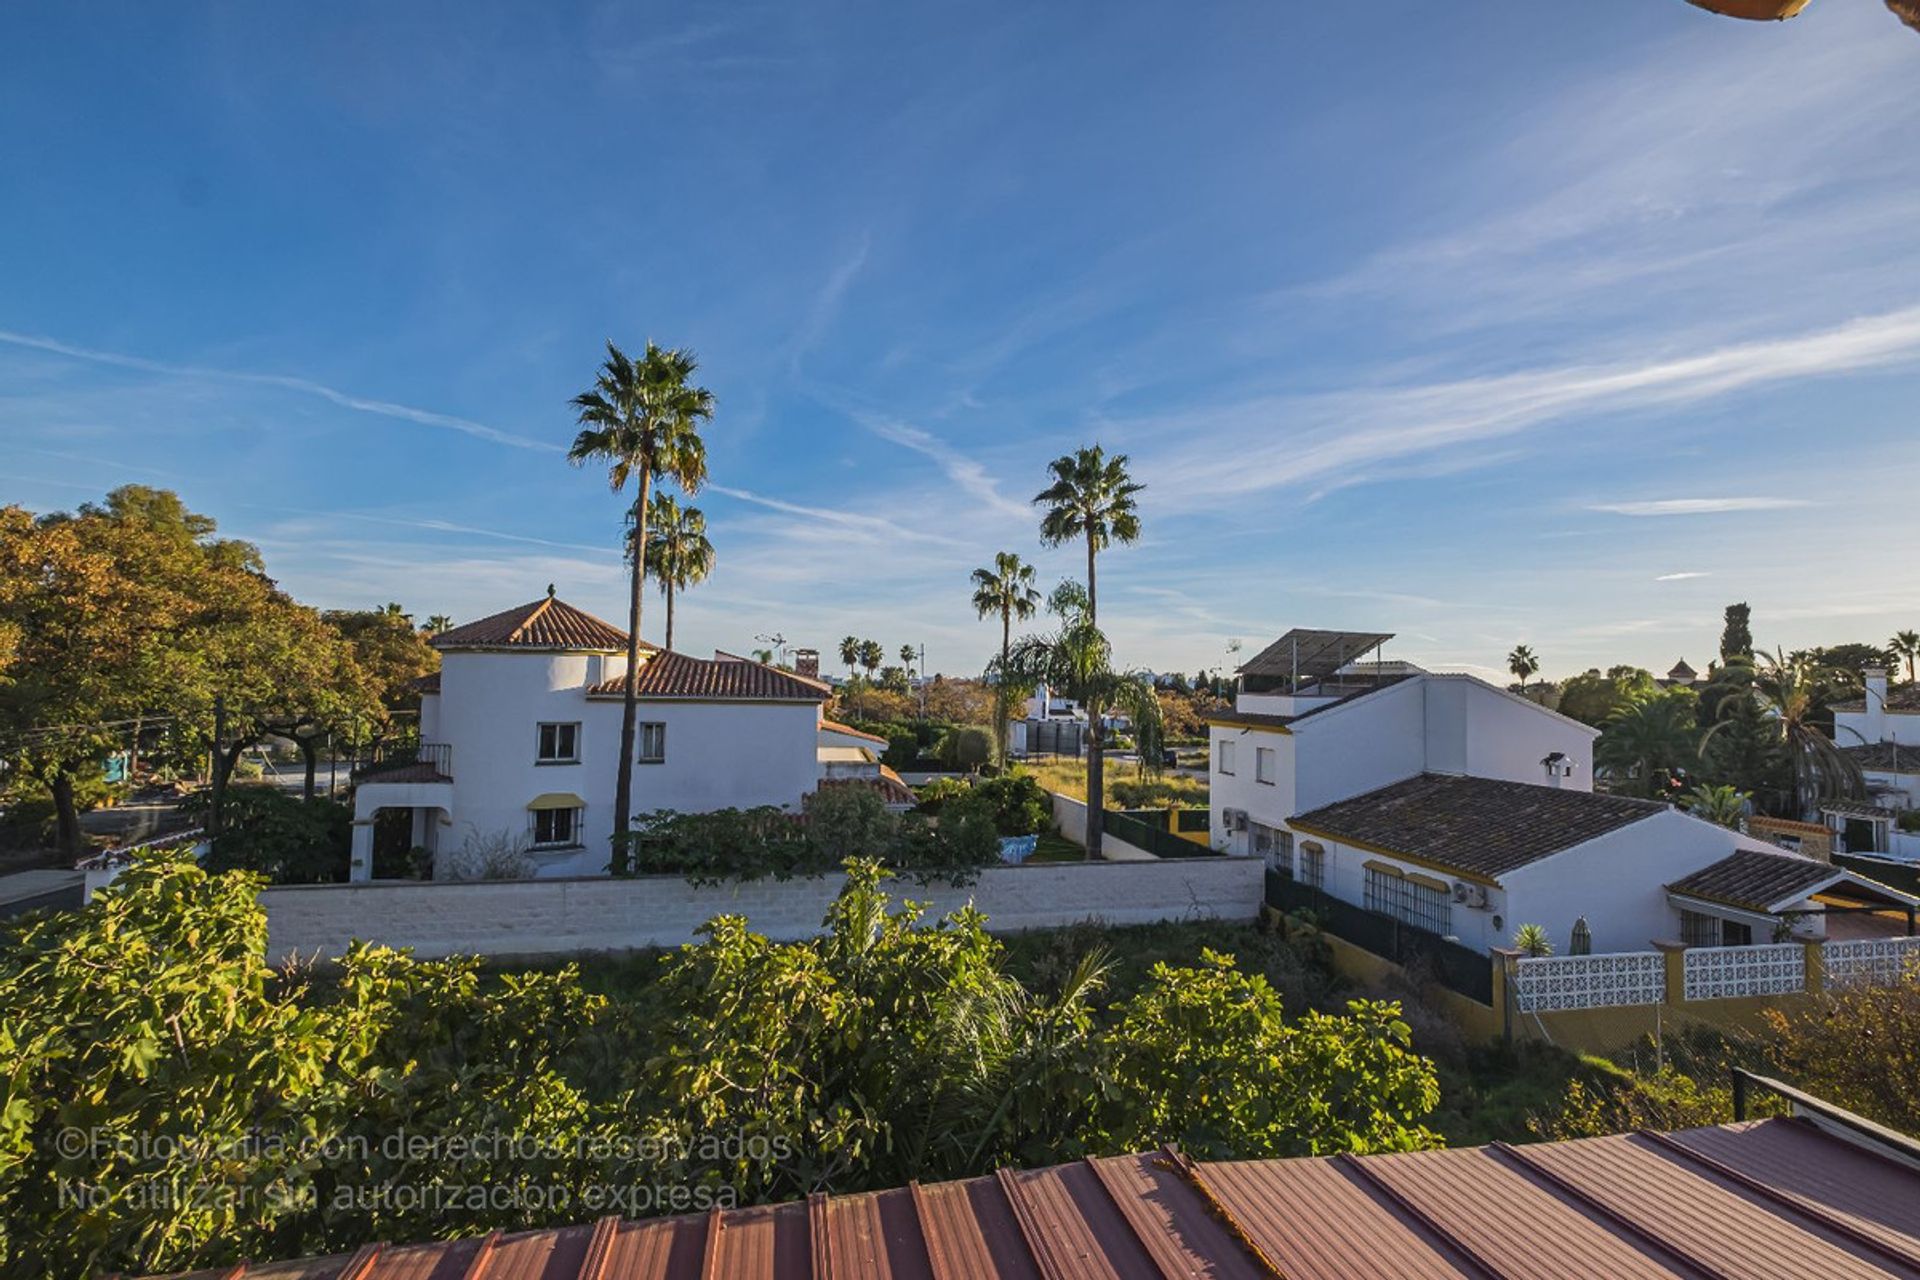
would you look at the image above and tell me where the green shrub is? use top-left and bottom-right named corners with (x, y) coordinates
top-left (181, 785), bottom-right (351, 883)
top-left (934, 725), bottom-right (995, 771)
top-left (912, 776), bottom-right (973, 813)
top-left (971, 773), bottom-right (1052, 836)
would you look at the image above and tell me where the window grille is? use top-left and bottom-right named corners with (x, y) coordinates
top-left (1365, 866), bottom-right (1450, 936)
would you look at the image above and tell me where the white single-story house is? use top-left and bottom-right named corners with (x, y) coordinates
top-left (349, 592), bottom-right (903, 880)
top-left (1212, 629), bottom-right (1917, 954)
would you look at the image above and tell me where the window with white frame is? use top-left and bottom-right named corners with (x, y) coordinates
top-left (1297, 839), bottom-right (1324, 889)
top-left (1364, 865), bottom-right (1451, 936)
top-left (531, 805), bottom-right (582, 848)
top-left (1217, 740), bottom-right (1235, 775)
top-left (1255, 746), bottom-right (1276, 785)
top-left (638, 722), bottom-right (666, 764)
top-left (536, 722), bottom-right (580, 764)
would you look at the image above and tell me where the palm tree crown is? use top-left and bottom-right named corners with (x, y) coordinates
top-left (1508, 644), bottom-right (1540, 691)
top-left (1892, 629), bottom-right (1920, 683)
top-left (1033, 445), bottom-right (1142, 622)
top-left (1704, 649), bottom-right (1863, 818)
top-left (839, 635), bottom-right (860, 677)
top-left (567, 339), bottom-right (714, 867)
top-left (639, 493), bottom-right (715, 652)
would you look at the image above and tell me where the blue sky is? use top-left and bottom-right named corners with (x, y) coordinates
top-left (4, 2), bottom-right (1918, 683)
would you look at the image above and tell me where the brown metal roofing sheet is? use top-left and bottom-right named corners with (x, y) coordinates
top-left (1350, 1145), bottom-right (1698, 1280)
top-left (697, 1201), bottom-right (808, 1280)
top-left (999, 1163), bottom-right (1161, 1280)
top-left (1662, 1119), bottom-right (1920, 1259)
top-left (481, 1222), bottom-right (598, 1280)
top-left (354, 1237), bottom-right (483, 1280)
top-left (1194, 1155), bottom-right (1477, 1280)
top-left (911, 1176), bottom-right (1044, 1280)
top-left (1084, 1154), bottom-right (1269, 1280)
top-left (824, 1187), bottom-right (936, 1280)
top-left (602, 1214), bottom-right (709, 1280)
top-left (1511, 1131), bottom-right (1920, 1280)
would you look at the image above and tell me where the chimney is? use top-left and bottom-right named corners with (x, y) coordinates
top-left (794, 648), bottom-right (820, 681)
top-left (1542, 751), bottom-right (1572, 788)
top-left (1865, 666), bottom-right (1889, 744)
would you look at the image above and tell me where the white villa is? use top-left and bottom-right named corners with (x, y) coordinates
top-left (1826, 665), bottom-right (1920, 859)
top-left (348, 593), bottom-right (909, 880)
top-left (1210, 629), bottom-right (1915, 955)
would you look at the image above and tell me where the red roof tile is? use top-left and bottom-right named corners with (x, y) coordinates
top-left (588, 650), bottom-right (829, 703)
top-left (432, 597), bottom-right (635, 653)
top-left (821, 720), bottom-right (889, 745)
top-left (151, 1118), bottom-right (1920, 1280)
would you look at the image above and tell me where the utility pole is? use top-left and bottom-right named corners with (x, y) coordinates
top-left (209, 694), bottom-right (226, 836)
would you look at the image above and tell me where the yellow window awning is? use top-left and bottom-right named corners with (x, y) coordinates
top-left (526, 792), bottom-right (585, 811)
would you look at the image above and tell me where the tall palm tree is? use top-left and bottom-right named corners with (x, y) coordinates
top-left (1705, 649), bottom-right (1864, 819)
top-left (1596, 693), bottom-right (1696, 798)
top-left (899, 643), bottom-right (917, 677)
top-left (1508, 644), bottom-right (1540, 693)
top-left (639, 492), bottom-right (714, 652)
top-left (999, 615), bottom-right (1162, 860)
top-left (421, 614), bottom-right (454, 636)
top-left (839, 635), bottom-right (860, 679)
top-left (568, 340), bottom-right (714, 867)
top-left (858, 638), bottom-right (884, 682)
top-left (1892, 629), bottom-right (1920, 683)
top-left (1035, 446), bottom-right (1143, 844)
top-left (971, 552), bottom-right (1042, 765)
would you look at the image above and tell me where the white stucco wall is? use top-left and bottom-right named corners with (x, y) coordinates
top-left (260, 857), bottom-right (1267, 964)
top-left (1499, 809), bottom-right (1780, 955)
top-left (1208, 725), bottom-right (1297, 853)
top-left (1836, 707), bottom-right (1920, 748)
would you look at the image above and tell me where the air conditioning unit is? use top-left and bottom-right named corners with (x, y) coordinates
top-left (1222, 808), bottom-right (1249, 833)
top-left (1452, 882), bottom-right (1470, 903)
top-left (1466, 884), bottom-right (1491, 910)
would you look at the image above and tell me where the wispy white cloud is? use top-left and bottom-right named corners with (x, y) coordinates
top-left (0, 330), bottom-right (559, 452)
top-left (786, 235), bottom-right (872, 374)
top-left (860, 417), bottom-right (1028, 519)
top-left (1592, 498), bottom-right (1813, 517)
top-left (1130, 305), bottom-right (1920, 507)
top-left (1655, 571), bottom-right (1711, 581)
top-left (706, 483), bottom-right (969, 548)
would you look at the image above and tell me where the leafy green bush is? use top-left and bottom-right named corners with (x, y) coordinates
top-left (912, 775), bottom-right (973, 813)
top-left (971, 773), bottom-right (1052, 836)
top-left (181, 784), bottom-right (351, 883)
top-left (0, 854), bottom-right (1433, 1277)
top-left (934, 724), bottom-right (995, 771)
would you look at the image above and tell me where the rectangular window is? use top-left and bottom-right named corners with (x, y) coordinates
top-left (1217, 741), bottom-right (1235, 776)
top-left (536, 722), bottom-right (580, 764)
top-left (1720, 919), bottom-right (1753, 947)
top-left (1297, 839), bottom-right (1324, 890)
top-left (1252, 823), bottom-right (1291, 873)
top-left (638, 722), bottom-right (666, 764)
top-left (1255, 746), bottom-right (1276, 785)
top-left (1680, 909), bottom-right (1719, 948)
top-left (1365, 865), bottom-right (1451, 936)
top-left (532, 806), bottom-right (580, 848)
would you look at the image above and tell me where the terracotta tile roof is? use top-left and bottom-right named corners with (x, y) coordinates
top-left (1831, 684), bottom-right (1920, 713)
top-left (155, 1118), bottom-right (1920, 1279)
top-left (1821, 799), bottom-right (1901, 820)
top-left (1289, 772), bottom-right (1666, 881)
top-left (817, 768), bottom-right (917, 807)
top-left (1666, 848), bottom-right (1843, 912)
top-left (431, 596), bottom-right (635, 652)
top-left (1843, 741), bottom-right (1920, 774)
top-left (588, 650), bottom-right (829, 702)
top-left (820, 719), bottom-right (888, 744)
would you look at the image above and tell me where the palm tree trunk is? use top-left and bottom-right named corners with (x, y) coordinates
top-left (50, 767), bottom-right (81, 859)
top-left (999, 610), bottom-right (1012, 767)
top-left (1084, 534), bottom-right (1103, 860)
top-left (612, 471), bottom-right (651, 873)
top-left (664, 580), bottom-right (676, 652)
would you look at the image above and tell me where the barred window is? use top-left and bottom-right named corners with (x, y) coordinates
top-left (1297, 840), bottom-right (1324, 890)
top-left (1364, 865), bottom-right (1451, 936)
top-left (1680, 909), bottom-right (1719, 947)
top-left (1253, 824), bottom-right (1291, 874)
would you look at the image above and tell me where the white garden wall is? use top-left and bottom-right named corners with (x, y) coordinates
top-left (260, 856), bottom-right (1264, 965)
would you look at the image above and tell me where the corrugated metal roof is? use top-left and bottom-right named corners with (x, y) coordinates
top-left (431, 597), bottom-right (635, 653)
top-left (148, 1119), bottom-right (1920, 1280)
top-left (587, 650), bottom-right (830, 703)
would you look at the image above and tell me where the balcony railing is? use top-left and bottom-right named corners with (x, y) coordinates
top-left (353, 741), bottom-right (452, 781)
